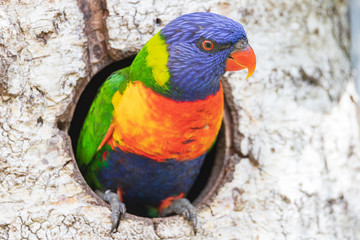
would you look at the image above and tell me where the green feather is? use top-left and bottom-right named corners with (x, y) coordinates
top-left (76, 31), bottom-right (170, 188)
top-left (129, 31), bottom-right (170, 96)
top-left (130, 46), bottom-right (169, 95)
top-left (76, 67), bottom-right (129, 170)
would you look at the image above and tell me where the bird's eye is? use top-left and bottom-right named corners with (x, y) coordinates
top-left (202, 40), bottom-right (214, 51)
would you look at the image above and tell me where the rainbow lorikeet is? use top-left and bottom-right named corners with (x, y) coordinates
top-left (76, 12), bottom-right (256, 233)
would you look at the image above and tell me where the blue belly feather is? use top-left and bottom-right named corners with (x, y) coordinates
top-left (93, 146), bottom-right (205, 211)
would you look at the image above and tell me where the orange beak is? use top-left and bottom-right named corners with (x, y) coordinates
top-left (225, 45), bottom-right (256, 79)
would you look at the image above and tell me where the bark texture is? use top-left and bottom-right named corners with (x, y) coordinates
top-left (0, 0), bottom-right (359, 239)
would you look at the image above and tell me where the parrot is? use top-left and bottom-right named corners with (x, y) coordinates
top-left (76, 12), bottom-right (256, 233)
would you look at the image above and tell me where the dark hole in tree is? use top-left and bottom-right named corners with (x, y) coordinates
top-left (155, 18), bottom-right (162, 26)
top-left (69, 56), bottom-right (226, 217)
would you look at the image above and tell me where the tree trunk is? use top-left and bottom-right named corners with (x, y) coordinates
top-left (1, 0), bottom-right (359, 239)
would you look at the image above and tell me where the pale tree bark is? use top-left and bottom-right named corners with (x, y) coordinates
top-left (0, 0), bottom-right (359, 239)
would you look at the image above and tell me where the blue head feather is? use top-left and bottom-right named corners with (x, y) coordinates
top-left (161, 12), bottom-right (247, 101)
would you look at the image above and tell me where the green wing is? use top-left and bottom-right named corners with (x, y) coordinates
top-left (76, 67), bottom-right (129, 170)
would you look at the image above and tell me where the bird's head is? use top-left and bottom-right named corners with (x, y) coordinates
top-left (130, 12), bottom-right (256, 101)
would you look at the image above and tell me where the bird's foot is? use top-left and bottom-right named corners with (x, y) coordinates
top-left (160, 198), bottom-right (197, 234)
top-left (96, 189), bottom-right (126, 233)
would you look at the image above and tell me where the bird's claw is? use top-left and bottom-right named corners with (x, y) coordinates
top-left (96, 189), bottom-right (126, 233)
top-left (161, 198), bottom-right (197, 234)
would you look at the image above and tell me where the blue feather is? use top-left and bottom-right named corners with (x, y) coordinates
top-left (160, 12), bottom-right (248, 101)
top-left (94, 146), bottom-right (205, 211)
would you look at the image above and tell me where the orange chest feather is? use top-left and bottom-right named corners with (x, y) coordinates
top-left (110, 81), bottom-right (224, 161)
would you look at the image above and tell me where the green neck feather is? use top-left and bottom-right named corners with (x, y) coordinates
top-left (129, 31), bottom-right (171, 96)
